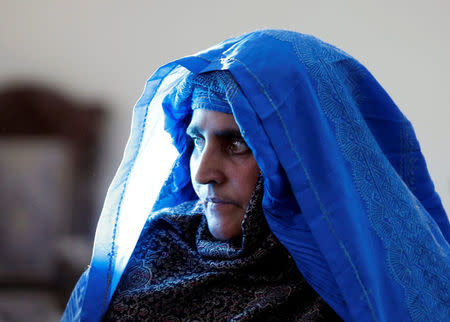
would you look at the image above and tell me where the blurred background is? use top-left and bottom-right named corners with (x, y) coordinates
top-left (1, 1), bottom-right (449, 321)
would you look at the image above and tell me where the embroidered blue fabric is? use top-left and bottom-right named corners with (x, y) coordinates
top-left (63, 30), bottom-right (450, 321)
top-left (189, 71), bottom-right (235, 114)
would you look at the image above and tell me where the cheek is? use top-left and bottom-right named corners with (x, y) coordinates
top-left (234, 160), bottom-right (260, 201)
top-left (189, 153), bottom-right (200, 193)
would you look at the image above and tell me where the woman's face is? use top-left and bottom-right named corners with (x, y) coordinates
top-left (187, 109), bottom-right (260, 241)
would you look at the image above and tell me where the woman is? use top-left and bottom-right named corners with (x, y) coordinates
top-left (63, 30), bottom-right (450, 321)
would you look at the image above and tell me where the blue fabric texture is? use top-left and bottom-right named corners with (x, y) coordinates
top-left (190, 71), bottom-right (236, 114)
top-left (63, 30), bottom-right (450, 322)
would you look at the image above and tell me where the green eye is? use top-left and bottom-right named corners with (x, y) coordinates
top-left (229, 140), bottom-right (249, 154)
top-left (193, 137), bottom-right (205, 151)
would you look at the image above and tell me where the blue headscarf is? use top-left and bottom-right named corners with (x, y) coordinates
top-left (63, 30), bottom-right (449, 322)
top-left (189, 71), bottom-right (235, 114)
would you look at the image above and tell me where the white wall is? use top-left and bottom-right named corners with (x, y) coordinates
top-left (1, 0), bottom-right (449, 219)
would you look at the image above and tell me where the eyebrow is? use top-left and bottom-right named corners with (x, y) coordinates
top-left (186, 125), bottom-right (244, 140)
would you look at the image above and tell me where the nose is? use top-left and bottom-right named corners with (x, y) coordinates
top-left (192, 143), bottom-right (226, 185)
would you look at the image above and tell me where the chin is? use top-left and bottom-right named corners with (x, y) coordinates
top-left (205, 206), bottom-right (244, 241)
top-left (207, 220), bottom-right (242, 241)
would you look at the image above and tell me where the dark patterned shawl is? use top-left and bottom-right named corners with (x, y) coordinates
top-left (103, 180), bottom-right (341, 321)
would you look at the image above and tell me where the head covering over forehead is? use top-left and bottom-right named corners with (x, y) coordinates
top-left (189, 71), bottom-right (237, 114)
top-left (64, 30), bottom-right (450, 322)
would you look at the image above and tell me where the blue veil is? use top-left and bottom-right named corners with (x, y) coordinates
top-left (63, 30), bottom-right (449, 321)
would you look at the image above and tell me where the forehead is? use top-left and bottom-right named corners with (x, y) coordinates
top-left (187, 109), bottom-right (241, 133)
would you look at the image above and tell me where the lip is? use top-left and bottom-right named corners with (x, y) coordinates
top-left (204, 197), bottom-right (240, 208)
